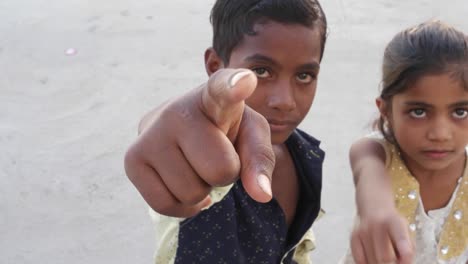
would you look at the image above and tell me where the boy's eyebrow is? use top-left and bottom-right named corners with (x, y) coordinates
top-left (298, 63), bottom-right (320, 72)
top-left (244, 54), bottom-right (279, 65)
top-left (244, 54), bottom-right (320, 71)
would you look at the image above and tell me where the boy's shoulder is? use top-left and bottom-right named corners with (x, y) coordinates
top-left (287, 128), bottom-right (325, 162)
top-left (292, 128), bottom-right (322, 145)
top-left (286, 128), bottom-right (324, 198)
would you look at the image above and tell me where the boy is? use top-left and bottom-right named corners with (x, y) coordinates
top-left (124, 0), bottom-right (328, 263)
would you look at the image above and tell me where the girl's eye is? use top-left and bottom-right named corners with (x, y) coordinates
top-left (252, 68), bottom-right (271, 78)
top-left (296, 73), bottom-right (315, 84)
top-left (409, 108), bottom-right (426, 118)
top-left (453, 108), bottom-right (468, 119)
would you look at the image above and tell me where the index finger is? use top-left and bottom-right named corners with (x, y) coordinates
top-left (350, 229), bottom-right (368, 264)
top-left (201, 69), bottom-right (257, 140)
top-left (389, 218), bottom-right (414, 264)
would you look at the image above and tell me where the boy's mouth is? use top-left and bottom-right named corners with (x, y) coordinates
top-left (267, 119), bottom-right (295, 133)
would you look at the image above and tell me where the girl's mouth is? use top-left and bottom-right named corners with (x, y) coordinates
top-left (422, 150), bottom-right (452, 159)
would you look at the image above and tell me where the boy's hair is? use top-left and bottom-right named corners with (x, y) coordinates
top-left (377, 20), bottom-right (468, 143)
top-left (210, 0), bottom-right (328, 64)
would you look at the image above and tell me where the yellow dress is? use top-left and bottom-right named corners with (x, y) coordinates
top-left (384, 141), bottom-right (468, 262)
top-left (340, 138), bottom-right (468, 264)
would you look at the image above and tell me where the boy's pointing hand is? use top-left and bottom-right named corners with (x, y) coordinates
top-left (124, 69), bottom-right (275, 218)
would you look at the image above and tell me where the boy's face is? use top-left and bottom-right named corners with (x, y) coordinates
top-left (226, 21), bottom-right (322, 144)
top-left (384, 73), bottom-right (468, 175)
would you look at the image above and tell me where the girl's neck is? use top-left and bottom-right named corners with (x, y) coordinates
top-left (408, 153), bottom-right (465, 184)
top-left (404, 152), bottom-right (466, 211)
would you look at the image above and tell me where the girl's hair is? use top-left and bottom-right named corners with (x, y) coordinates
top-left (377, 20), bottom-right (468, 143)
top-left (210, 0), bottom-right (328, 65)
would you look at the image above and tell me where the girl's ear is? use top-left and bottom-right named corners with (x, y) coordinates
top-left (376, 97), bottom-right (389, 121)
top-left (204, 48), bottom-right (224, 76)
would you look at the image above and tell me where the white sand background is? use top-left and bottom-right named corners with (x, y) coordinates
top-left (1, 0), bottom-right (467, 263)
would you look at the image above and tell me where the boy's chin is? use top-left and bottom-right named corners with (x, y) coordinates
top-left (270, 132), bottom-right (292, 145)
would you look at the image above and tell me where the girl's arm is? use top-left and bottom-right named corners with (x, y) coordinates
top-left (349, 138), bottom-right (414, 264)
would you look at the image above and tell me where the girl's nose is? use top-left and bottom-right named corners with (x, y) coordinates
top-left (427, 117), bottom-right (453, 142)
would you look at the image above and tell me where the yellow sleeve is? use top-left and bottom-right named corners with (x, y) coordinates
top-left (292, 227), bottom-right (316, 264)
top-left (149, 184), bottom-right (234, 264)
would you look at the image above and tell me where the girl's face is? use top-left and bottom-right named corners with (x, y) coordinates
top-left (381, 73), bottom-right (468, 175)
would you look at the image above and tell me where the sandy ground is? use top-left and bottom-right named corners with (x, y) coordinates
top-left (1, 0), bottom-right (467, 263)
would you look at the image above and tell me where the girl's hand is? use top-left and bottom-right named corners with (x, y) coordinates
top-left (351, 209), bottom-right (414, 264)
top-left (350, 138), bottom-right (414, 263)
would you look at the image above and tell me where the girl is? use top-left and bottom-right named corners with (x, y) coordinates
top-left (342, 20), bottom-right (468, 264)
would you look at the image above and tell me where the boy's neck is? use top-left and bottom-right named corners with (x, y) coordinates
top-left (271, 142), bottom-right (299, 227)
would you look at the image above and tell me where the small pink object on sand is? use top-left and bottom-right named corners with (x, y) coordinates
top-left (65, 48), bottom-right (77, 56)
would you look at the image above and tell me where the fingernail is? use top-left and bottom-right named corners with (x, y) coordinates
top-left (201, 196), bottom-right (212, 211)
top-left (397, 240), bottom-right (413, 251)
top-left (257, 174), bottom-right (272, 197)
top-left (229, 70), bottom-right (251, 88)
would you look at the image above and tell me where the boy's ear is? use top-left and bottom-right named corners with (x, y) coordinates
top-left (204, 48), bottom-right (224, 76)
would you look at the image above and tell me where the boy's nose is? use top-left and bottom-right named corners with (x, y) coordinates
top-left (267, 80), bottom-right (296, 112)
top-left (426, 117), bottom-right (453, 142)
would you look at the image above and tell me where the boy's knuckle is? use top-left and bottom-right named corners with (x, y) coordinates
top-left (123, 149), bottom-right (135, 176)
top-left (208, 77), bottom-right (224, 100)
top-left (203, 159), bottom-right (240, 186)
top-left (255, 145), bottom-right (276, 171)
top-left (212, 168), bottom-right (239, 186)
top-left (152, 200), bottom-right (178, 216)
top-left (242, 141), bottom-right (275, 171)
top-left (207, 70), bottom-right (227, 92)
top-left (164, 103), bottom-right (196, 124)
top-left (177, 187), bottom-right (210, 205)
top-left (124, 145), bottom-right (142, 181)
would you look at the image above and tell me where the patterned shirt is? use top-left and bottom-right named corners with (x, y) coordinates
top-left (150, 129), bottom-right (325, 264)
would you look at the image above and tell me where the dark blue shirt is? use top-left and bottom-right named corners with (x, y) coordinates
top-left (153, 129), bottom-right (324, 264)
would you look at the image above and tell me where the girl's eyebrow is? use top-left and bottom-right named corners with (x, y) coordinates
top-left (403, 101), bottom-right (468, 108)
top-left (404, 101), bottom-right (432, 107)
top-left (450, 101), bottom-right (468, 107)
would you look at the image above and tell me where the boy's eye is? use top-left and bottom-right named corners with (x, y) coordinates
top-left (453, 108), bottom-right (468, 119)
top-left (296, 73), bottom-right (315, 84)
top-left (409, 108), bottom-right (426, 118)
top-left (252, 68), bottom-right (271, 78)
